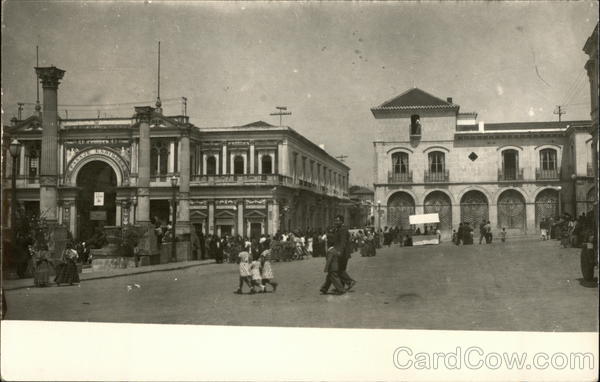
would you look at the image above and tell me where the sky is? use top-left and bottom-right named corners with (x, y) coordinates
top-left (2, 0), bottom-right (598, 186)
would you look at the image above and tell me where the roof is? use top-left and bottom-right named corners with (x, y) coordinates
top-left (371, 88), bottom-right (459, 112)
top-left (242, 120), bottom-right (275, 127)
top-left (483, 120), bottom-right (590, 131)
top-left (349, 185), bottom-right (374, 195)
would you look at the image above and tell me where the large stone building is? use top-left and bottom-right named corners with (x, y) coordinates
top-left (3, 66), bottom-right (351, 262)
top-left (372, 88), bottom-right (595, 238)
top-left (583, 22), bottom-right (598, 224)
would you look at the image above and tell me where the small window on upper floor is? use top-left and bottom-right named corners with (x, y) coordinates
top-left (410, 115), bottom-right (421, 136)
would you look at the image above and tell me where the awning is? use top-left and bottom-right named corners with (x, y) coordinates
top-left (409, 213), bottom-right (440, 225)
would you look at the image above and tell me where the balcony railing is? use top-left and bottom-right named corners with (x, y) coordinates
top-left (498, 168), bottom-right (524, 181)
top-left (424, 170), bottom-right (449, 183)
top-left (536, 167), bottom-right (561, 180)
top-left (388, 171), bottom-right (413, 183)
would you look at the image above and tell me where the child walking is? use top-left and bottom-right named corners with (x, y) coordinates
top-left (250, 253), bottom-right (265, 294)
top-left (235, 250), bottom-right (253, 294)
top-left (260, 249), bottom-right (278, 292)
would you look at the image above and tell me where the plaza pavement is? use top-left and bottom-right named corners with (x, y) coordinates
top-left (2, 235), bottom-right (598, 331)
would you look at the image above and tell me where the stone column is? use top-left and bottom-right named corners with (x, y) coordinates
top-left (178, 132), bottom-right (191, 235)
top-left (115, 203), bottom-right (122, 226)
top-left (69, 203), bottom-right (76, 239)
top-left (208, 201), bottom-right (215, 234)
top-left (269, 153), bottom-right (275, 175)
top-left (19, 145), bottom-right (26, 176)
top-left (525, 202), bottom-right (535, 234)
top-left (258, 153), bottom-right (263, 174)
top-left (242, 153), bottom-right (248, 174)
top-left (237, 201), bottom-right (244, 236)
top-left (168, 141), bottom-right (175, 173)
top-left (134, 106), bottom-right (153, 225)
top-left (278, 139), bottom-right (288, 175)
top-left (451, 203), bottom-right (461, 229)
top-left (268, 199), bottom-right (280, 234)
top-left (202, 152), bottom-right (207, 175)
top-left (36, 66), bottom-right (65, 223)
top-left (222, 143), bottom-right (228, 174)
top-left (488, 202), bottom-right (498, 229)
top-left (249, 142), bottom-right (255, 174)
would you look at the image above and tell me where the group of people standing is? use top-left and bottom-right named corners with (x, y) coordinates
top-left (30, 243), bottom-right (81, 287)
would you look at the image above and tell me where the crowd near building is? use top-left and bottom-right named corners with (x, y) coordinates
top-left (372, 23), bottom-right (598, 239)
top-left (2, 67), bottom-right (351, 263)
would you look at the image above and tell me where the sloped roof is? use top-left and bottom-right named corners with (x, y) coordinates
top-left (242, 120), bottom-right (275, 127)
top-left (371, 88), bottom-right (459, 112)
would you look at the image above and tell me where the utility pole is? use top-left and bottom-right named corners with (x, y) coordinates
top-left (270, 106), bottom-right (292, 126)
top-left (554, 105), bottom-right (565, 122)
top-left (336, 155), bottom-right (348, 162)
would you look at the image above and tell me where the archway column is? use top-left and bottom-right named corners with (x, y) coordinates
top-left (525, 203), bottom-right (535, 234)
top-left (489, 202), bottom-right (498, 229)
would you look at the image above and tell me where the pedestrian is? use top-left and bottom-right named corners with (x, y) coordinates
top-left (320, 233), bottom-right (346, 295)
top-left (456, 223), bottom-right (464, 245)
top-left (484, 221), bottom-right (492, 243)
top-left (55, 244), bottom-right (80, 286)
top-left (540, 218), bottom-right (548, 241)
top-left (332, 215), bottom-right (356, 291)
top-left (234, 250), bottom-right (253, 294)
top-left (249, 253), bottom-right (265, 294)
top-left (500, 227), bottom-right (507, 242)
top-left (260, 249), bottom-right (278, 292)
top-left (33, 250), bottom-right (53, 287)
top-left (479, 220), bottom-right (486, 244)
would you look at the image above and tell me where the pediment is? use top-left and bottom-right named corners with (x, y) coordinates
top-left (5, 115), bottom-right (43, 134)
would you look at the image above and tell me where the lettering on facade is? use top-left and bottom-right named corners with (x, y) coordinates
top-left (66, 148), bottom-right (130, 181)
top-left (190, 200), bottom-right (208, 209)
top-left (246, 199), bottom-right (267, 209)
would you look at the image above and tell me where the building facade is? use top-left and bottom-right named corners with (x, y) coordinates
top-left (372, 88), bottom-right (595, 238)
top-left (583, 22), bottom-right (598, 225)
top-left (3, 66), bottom-right (351, 262)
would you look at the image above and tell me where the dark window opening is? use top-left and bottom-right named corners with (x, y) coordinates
top-left (410, 114), bottom-right (421, 136)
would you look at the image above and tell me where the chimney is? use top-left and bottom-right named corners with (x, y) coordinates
top-left (478, 121), bottom-right (485, 132)
top-left (446, 97), bottom-right (453, 104)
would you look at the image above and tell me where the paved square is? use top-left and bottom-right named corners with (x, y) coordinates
top-left (4, 237), bottom-right (598, 331)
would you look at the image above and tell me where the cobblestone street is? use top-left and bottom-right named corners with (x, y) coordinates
top-left (4, 237), bottom-right (598, 331)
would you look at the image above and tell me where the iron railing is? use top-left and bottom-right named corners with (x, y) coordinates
top-left (536, 167), bottom-right (560, 180)
top-left (424, 170), bottom-right (449, 183)
top-left (498, 168), bottom-right (524, 181)
top-left (388, 171), bottom-right (413, 183)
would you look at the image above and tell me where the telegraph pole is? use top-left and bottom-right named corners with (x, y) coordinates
top-left (270, 106), bottom-right (292, 126)
top-left (554, 105), bottom-right (565, 122)
top-left (17, 103), bottom-right (24, 120)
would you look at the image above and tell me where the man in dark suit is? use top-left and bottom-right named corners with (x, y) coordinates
top-left (332, 214), bottom-right (356, 291)
top-left (319, 227), bottom-right (346, 295)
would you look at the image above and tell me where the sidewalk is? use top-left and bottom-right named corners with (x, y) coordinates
top-left (2, 259), bottom-right (216, 291)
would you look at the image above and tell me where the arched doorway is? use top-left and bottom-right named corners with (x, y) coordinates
top-left (76, 161), bottom-right (117, 240)
top-left (497, 190), bottom-right (526, 230)
top-left (460, 190), bottom-right (489, 226)
top-left (535, 189), bottom-right (559, 229)
top-left (387, 192), bottom-right (415, 229)
top-left (424, 191), bottom-right (452, 233)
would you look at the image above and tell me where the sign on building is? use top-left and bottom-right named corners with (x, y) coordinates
top-left (94, 192), bottom-right (104, 206)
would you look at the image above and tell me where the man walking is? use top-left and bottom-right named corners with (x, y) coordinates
top-left (332, 215), bottom-right (356, 291)
top-left (479, 220), bottom-right (487, 244)
top-left (320, 228), bottom-right (346, 295)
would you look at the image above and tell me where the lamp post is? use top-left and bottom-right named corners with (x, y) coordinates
top-left (377, 200), bottom-right (382, 230)
top-left (571, 173), bottom-right (577, 217)
top-left (557, 186), bottom-right (562, 217)
top-left (170, 175), bottom-right (178, 262)
top-left (9, 139), bottom-right (22, 248)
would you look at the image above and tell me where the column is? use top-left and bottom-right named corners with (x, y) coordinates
top-left (237, 201), bottom-right (244, 236)
top-left (269, 153), bottom-right (275, 175)
top-left (242, 153), bottom-right (248, 174)
top-left (258, 152), bottom-right (263, 174)
top-left (168, 141), bottom-right (175, 173)
top-left (230, 153), bottom-right (235, 174)
top-left (19, 145), bottom-right (26, 176)
top-left (268, 199), bottom-right (280, 234)
top-left (278, 140), bottom-right (288, 175)
top-left (525, 202), bottom-right (535, 234)
top-left (69, 203), bottom-right (76, 239)
top-left (36, 66), bottom-right (65, 223)
top-left (135, 106), bottom-right (153, 225)
top-left (215, 154), bottom-right (220, 175)
top-left (208, 201), bottom-right (215, 234)
top-left (249, 142), bottom-right (255, 174)
top-left (178, 133), bottom-right (191, 235)
top-left (222, 143), bottom-right (227, 174)
top-left (115, 203), bottom-right (122, 226)
top-left (488, 202), bottom-right (498, 229)
top-left (202, 153), bottom-right (207, 175)
top-left (451, 203), bottom-right (461, 230)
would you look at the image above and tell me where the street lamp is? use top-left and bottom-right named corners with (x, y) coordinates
top-left (557, 186), bottom-right (562, 217)
top-left (9, 139), bottom-right (21, 250)
top-left (377, 200), bottom-right (382, 230)
top-left (170, 175), bottom-right (178, 262)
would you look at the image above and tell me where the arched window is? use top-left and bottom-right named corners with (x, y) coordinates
top-left (151, 140), bottom-right (169, 176)
top-left (206, 156), bottom-right (217, 175)
top-left (233, 155), bottom-right (244, 175)
top-left (261, 155), bottom-right (272, 174)
top-left (540, 149), bottom-right (557, 171)
top-left (391, 152), bottom-right (409, 174)
top-left (410, 114), bottom-right (421, 136)
top-left (428, 152), bottom-right (445, 173)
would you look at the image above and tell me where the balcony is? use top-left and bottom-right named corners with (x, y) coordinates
top-left (388, 171), bottom-right (413, 184)
top-left (424, 170), bottom-right (449, 183)
top-left (536, 167), bottom-right (561, 180)
top-left (498, 168), bottom-right (524, 182)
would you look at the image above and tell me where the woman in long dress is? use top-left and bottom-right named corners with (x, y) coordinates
top-left (55, 245), bottom-right (80, 286)
top-left (33, 250), bottom-right (53, 287)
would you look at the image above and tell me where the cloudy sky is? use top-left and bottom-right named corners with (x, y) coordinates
top-left (2, 1), bottom-right (598, 185)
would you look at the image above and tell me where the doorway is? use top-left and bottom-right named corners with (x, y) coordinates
top-left (76, 161), bottom-right (117, 241)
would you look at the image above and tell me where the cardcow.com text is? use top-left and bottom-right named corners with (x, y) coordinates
top-left (393, 346), bottom-right (595, 371)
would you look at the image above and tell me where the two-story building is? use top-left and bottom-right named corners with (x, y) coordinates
top-left (3, 65), bottom-right (351, 263)
top-left (372, 88), bottom-right (595, 238)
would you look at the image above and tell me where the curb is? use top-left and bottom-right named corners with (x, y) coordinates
top-left (3, 260), bottom-right (216, 292)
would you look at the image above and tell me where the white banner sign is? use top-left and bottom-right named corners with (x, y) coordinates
top-left (94, 192), bottom-right (104, 206)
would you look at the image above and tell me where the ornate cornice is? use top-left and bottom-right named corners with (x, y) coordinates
top-left (35, 66), bottom-right (66, 89)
